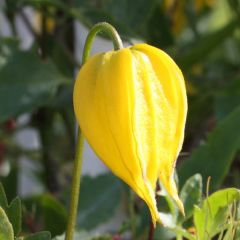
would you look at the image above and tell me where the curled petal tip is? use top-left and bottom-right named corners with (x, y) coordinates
top-left (174, 196), bottom-right (185, 216)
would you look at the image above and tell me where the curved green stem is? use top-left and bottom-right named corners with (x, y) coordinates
top-left (65, 22), bottom-right (123, 240)
top-left (82, 22), bottom-right (123, 63)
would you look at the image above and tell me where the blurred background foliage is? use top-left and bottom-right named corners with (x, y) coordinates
top-left (0, 0), bottom-right (240, 239)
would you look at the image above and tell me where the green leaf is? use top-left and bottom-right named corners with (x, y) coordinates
top-left (24, 231), bottom-right (51, 240)
top-left (0, 184), bottom-right (21, 237)
top-left (159, 212), bottom-right (176, 228)
top-left (177, 174), bottom-right (202, 224)
top-left (0, 49), bottom-right (68, 123)
top-left (222, 225), bottom-right (235, 240)
top-left (0, 38), bottom-right (19, 69)
top-left (0, 207), bottom-right (14, 240)
top-left (4, 0), bottom-right (19, 16)
top-left (0, 183), bottom-right (8, 209)
top-left (7, 197), bottom-right (21, 236)
top-left (73, 0), bottom-right (156, 39)
top-left (179, 106), bottom-right (240, 190)
top-left (193, 206), bottom-right (205, 240)
top-left (158, 180), bottom-right (178, 219)
top-left (214, 78), bottom-right (240, 121)
top-left (235, 227), bottom-right (240, 240)
top-left (187, 93), bottom-right (213, 135)
top-left (24, 194), bottom-right (67, 237)
top-left (40, 194), bottom-right (67, 237)
top-left (22, 0), bottom-right (156, 41)
top-left (145, 3), bottom-right (174, 48)
top-left (157, 212), bottom-right (196, 240)
top-left (0, 163), bottom-right (18, 202)
top-left (74, 174), bottom-right (122, 230)
top-left (193, 188), bottom-right (240, 239)
top-left (177, 19), bottom-right (238, 70)
top-left (20, 0), bottom-right (66, 10)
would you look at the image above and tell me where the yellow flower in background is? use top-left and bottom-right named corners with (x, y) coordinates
top-left (164, 0), bottom-right (216, 34)
top-left (35, 10), bottom-right (56, 34)
top-left (73, 43), bottom-right (187, 225)
top-left (195, 0), bottom-right (216, 12)
top-left (164, 0), bottom-right (187, 34)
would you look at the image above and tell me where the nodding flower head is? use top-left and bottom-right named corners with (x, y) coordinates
top-left (73, 43), bottom-right (188, 225)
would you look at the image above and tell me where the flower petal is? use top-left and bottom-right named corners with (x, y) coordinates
top-left (132, 44), bottom-right (187, 214)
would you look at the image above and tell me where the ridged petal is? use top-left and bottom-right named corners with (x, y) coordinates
top-left (132, 44), bottom-right (187, 213)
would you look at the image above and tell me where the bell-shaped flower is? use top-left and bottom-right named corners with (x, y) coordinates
top-left (73, 43), bottom-right (187, 225)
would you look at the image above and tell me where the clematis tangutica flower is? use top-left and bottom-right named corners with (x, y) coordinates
top-left (73, 43), bottom-right (187, 225)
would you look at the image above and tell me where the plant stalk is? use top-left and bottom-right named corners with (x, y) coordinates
top-left (65, 132), bottom-right (84, 240)
top-left (82, 22), bottom-right (123, 63)
top-left (148, 221), bottom-right (155, 240)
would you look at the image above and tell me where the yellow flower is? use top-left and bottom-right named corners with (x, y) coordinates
top-left (164, 0), bottom-right (187, 34)
top-left (35, 10), bottom-right (56, 34)
top-left (73, 43), bottom-right (187, 225)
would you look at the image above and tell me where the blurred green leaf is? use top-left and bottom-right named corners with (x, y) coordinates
top-left (0, 38), bottom-right (19, 69)
top-left (0, 49), bottom-right (68, 123)
top-left (214, 78), bottom-right (240, 121)
top-left (236, 227), bottom-right (240, 240)
top-left (75, 174), bottom-right (122, 230)
top-left (52, 85), bottom-right (73, 109)
top-left (136, 204), bottom-right (150, 237)
top-left (0, 206), bottom-right (14, 240)
top-left (19, 0), bottom-right (65, 9)
top-left (23, 231), bottom-right (51, 240)
top-left (0, 183), bottom-right (8, 209)
top-left (74, 0), bottom-right (156, 40)
top-left (0, 183), bottom-right (21, 236)
top-left (4, 0), bottom-right (19, 16)
top-left (6, 197), bottom-right (21, 236)
top-left (157, 212), bottom-right (196, 240)
top-left (153, 226), bottom-right (175, 240)
top-left (0, 184), bottom-right (53, 239)
top-left (194, 188), bottom-right (240, 239)
top-left (21, 0), bottom-right (156, 41)
top-left (24, 194), bottom-right (67, 237)
top-left (179, 106), bottom-right (240, 190)
top-left (0, 163), bottom-right (18, 202)
top-left (40, 194), bottom-right (67, 237)
top-left (187, 93), bottom-right (213, 133)
top-left (178, 19), bottom-right (238, 69)
top-left (159, 212), bottom-right (176, 228)
top-left (146, 3), bottom-right (174, 48)
top-left (158, 181), bottom-right (178, 219)
top-left (177, 174), bottom-right (202, 224)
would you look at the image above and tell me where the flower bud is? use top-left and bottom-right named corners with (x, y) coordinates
top-left (73, 43), bottom-right (187, 225)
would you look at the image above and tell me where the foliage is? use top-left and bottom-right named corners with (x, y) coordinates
top-left (0, 183), bottom-right (51, 239)
top-left (1, 0), bottom-right (240, 239)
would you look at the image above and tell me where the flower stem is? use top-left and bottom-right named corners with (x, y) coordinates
top-left (148, 221), bottom-right (154, 240)
top-left (65, 22), bottom-right (123, 240)
top-left (82, 22), bottom-right (123, 63)
top-left (65, 132), bottom-right (84, 240)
